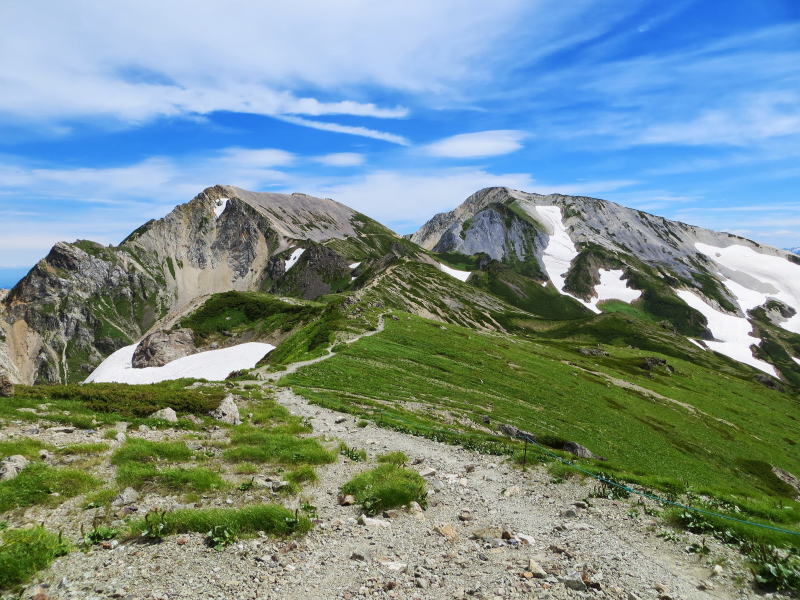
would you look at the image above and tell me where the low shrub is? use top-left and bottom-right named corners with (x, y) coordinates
top-left (340, 464), bottom-right (427, 516)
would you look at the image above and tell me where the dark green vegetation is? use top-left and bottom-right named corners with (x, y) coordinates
top-left (128, 504), bottom-right (311, 539)
top-left (12, 381), bottom-right (224, 421)
top-left (0, 464), bottom-right (99, 512)
top-left (0, 527), bottom-right (70, 589)
top-left (180, 291), bottom-right (324, 345)
top-left (285, 312), bottom-right (800, 542)
top-left (340, 464), bottom-right (427, 516)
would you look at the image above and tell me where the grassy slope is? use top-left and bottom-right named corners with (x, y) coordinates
top-left (283, 313), bottom-right (800, 518)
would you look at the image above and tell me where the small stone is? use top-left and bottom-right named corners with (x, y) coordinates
top-left (350, 551), bottom-right (366, 561)
top-left (501, 529), bottom-right (514, 540)
top-left (358, 514), bottom-right (390, 528)
top-left (516, 533), bottom-right (535, 545)
top-left (177, 537), bottom-right (188, 545)
top-left (434, 523), bottom-right (459, 542)
top-left (527, 559), bottom-right (547, 578)
top-left (407, 501), bottom-right (424, 514)
top-left (697, 581), bottom-right (714, 591)
top-left (560, 572), bottom-right (587, 591)
top-left (501, 486), bottom-right (521, 498)
top-left (471, 527), bottom-right (503, 542)
top-left (458, 510), bottom-right (474, 522)
top-left (573, 501), bottom-right (588, 509)
top-left (115, 431), bottom-right (127, 442)
top-left (338, 494), bottom-right (356, 506)
top-left (419, 467), bottom-right (437, 477)
top-left (334, 416), bottom-right (347, 424)
top-left (149, 407), bottom-right (178, 422)
top-left (561, 508), bottom-right (577, 518)
top-left (382, 509), bottom-right (400, 519)
top-left (711, 564), bottom-right (723, 576)
top-left (112, 487), bottom-right (139, 507)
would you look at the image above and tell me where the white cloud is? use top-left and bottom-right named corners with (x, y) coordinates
top-left (315, 153), bottom-right (365, 167)
top-left (0, 1), bottom-right (646, 130)
top-left (637, 93), bottom-right (800, 146)
top-left (423, 130), bottom-right (528, 158)
top-left (277, 116), bottom-right (410, 146)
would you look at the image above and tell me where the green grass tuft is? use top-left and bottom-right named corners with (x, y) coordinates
top-left (128, 504), bottom-right (311, 539)
top-left (0, 526), bottom-right (70, 589)
top-left (376, 451), bottom-right (408, 466)
top-left (0, 464), bottom-right (99, 512)
top-left (341, 464), bottom-right (427, 516)
top-left (224, 430), bottom-right (335, 465)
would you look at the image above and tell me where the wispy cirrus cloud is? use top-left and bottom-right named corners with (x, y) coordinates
top-left (275, 116), bottom-right (410, 146)
top-left (423, 130), bottom-right (528, 158)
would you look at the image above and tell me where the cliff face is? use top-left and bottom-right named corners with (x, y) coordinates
top-left (0, 185), bottom-right (362, 384)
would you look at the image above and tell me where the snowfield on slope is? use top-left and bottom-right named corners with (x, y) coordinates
top-left (213, 197), bottom-right (228, 219)
top-left (676, 289), bottom-right (776, 376)
top-left (85, 342), bottom-right (274, 384)
top-left (437, 262), bottom-right (471, 282)
top-left (529, 207), bottom-right (641, 313)
top-left (695, 242), bottom-right (800, 333)
top-left (284, 248), bottom-right (305, 271)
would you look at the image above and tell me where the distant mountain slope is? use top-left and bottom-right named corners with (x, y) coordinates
top-left (412, 187), bottom-right (800, 382)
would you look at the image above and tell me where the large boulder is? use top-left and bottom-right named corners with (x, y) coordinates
top-left (149, 407), bottom-right (178, 423)
top-left (132, 329), bottom-right (196, 368)
top-left (210, 394), bottom-right (241, 425)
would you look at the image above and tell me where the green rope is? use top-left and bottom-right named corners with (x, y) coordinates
top-left (516, 435), bottom-right (800, 538)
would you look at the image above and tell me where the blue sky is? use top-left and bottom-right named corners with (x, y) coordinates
top-left (1, 0), bottom-right (799, 288)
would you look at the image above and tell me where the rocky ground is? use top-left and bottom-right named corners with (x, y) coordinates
top-left (10, 381), bottom-right (768, 600)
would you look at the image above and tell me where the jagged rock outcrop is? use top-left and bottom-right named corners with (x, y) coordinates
top-left (0, 373), bottom-right (13, 397)
top-left (270, 245), bottom-right (352, 300)
top-left (132, 329), bottom-right (196, 368)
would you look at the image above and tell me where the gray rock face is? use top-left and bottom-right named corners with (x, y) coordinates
top-left (0, 454), bottom-right (29, 480)
top-left (211, 394), bottom-right (241, 425)
top-left (412, 187), bottom-right (792, 281)
top-left (132, 329), bottom-right (196, 368)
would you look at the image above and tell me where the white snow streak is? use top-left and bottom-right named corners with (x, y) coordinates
top-left (349, 262), bottom-right (361, 269)
top-left (85, 342), bottom-right (274, 384)
top-left (214, 197), bottom-right (229, 219)
top-left (533, 207), bottom-right (640, 313)
top-left (437, 262), bottom-right (471, 282)
top-left (284, 248), bottom-right (305, 271)
top-left (676, 289), bottom-right (776, 376)
top-left (695, 242), bottom-right (800, 334)
top-left (536, 206), bottom-right (578, 297)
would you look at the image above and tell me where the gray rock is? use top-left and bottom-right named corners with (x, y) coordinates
top-left (560, 572), bottom-right (587, 591)
top-left (0, 454), bottom-right (29, 480)
top-left (210, 394), bottom-right (241, 425)
top-left (112, 487), bottom-right (140, 507)
top-left (149, 407), bottom-right (178, 423)
top-left (132, 328), bottom-right (196, 368)
top-left (0, 373), bottom-right (13, 397)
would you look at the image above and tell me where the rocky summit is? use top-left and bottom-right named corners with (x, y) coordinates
top-left (0, 185), bottom-right (799, 598)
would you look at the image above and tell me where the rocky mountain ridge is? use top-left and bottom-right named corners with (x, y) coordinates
top-left (2, 184), bottom-right (800, 387)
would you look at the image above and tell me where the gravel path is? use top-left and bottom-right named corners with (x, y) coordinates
top-left (28, 383), bottom-right (758, 600)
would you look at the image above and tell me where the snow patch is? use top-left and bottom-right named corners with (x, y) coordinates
top-left (535, 206), bottom-right (578, 297)
top-left (695, 242), bottom-right (800, 333)
top-left (676, 289), bottom-right (776, 376)
top-left (793, 356), bottom-right (800, 367)
top-left (284, 248), bottom-right (305, 271)
top-left (349, 262), bottom-right (361, 269)
top-left (213, 197), bottom-right (229, 219)
top-left (437, 262), bottom-right (471, 282)
top-left (85, 342), bottom-right (274, 384)
top-left (587, 269), bottom-right (641, 311)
